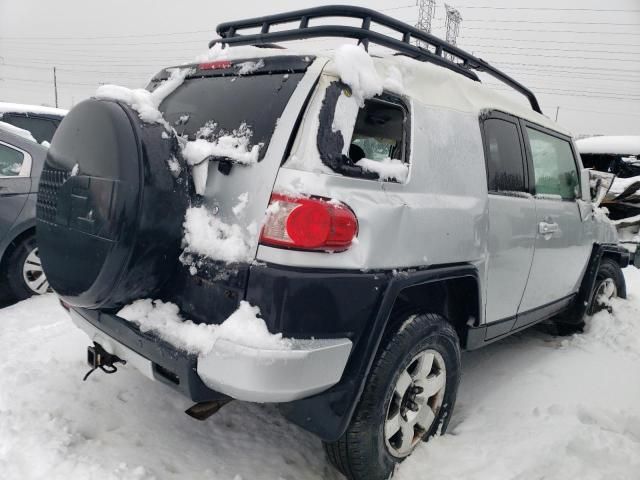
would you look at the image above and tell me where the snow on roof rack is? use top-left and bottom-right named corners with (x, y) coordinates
top-left (211, 5), bottom-right (542, 114)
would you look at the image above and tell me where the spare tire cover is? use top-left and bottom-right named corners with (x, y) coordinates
top-left (36, 98), bottom-right (189, 308)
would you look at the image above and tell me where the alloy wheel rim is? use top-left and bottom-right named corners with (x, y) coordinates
top-left (596, 278), bottom-right (617, 301)
top-left (592, 277), bottom-right (617, 311)
top-left (384, 349), bottom-right (446, 458)
top-left (22, 247), bottom-right (50, 295)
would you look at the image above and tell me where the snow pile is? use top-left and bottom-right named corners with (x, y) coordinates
top-left (332, 44), bottom-right (383, 106)
top-left (232, 192), bottom-right (249, 217)
top-left (118, 299), bottom-right (218, 355)
top-left (0, 120), bottom-right (36, 142)
top-left (95, 67), bottom-right (193, 127)
top-left (567, 295), bottom-right (640, 358)
top-left (181, 122), bottom-right (261, 195)
top-left (357, 157), bottom-right (409, 182)
top-left (0, 101), bottom-right (68, 117)
top-left (236, 59), bottom-right (264, 75)
top-left (118, 299), bottom-right (289, 355)
top-left (576, 135), bottom-right (640, 155)
top-left (181, 205), bottom-right (251, 264)
top-left (2, 268), bottom-right (640, 478)
top-left (181, 124), bottom-right (260, 167)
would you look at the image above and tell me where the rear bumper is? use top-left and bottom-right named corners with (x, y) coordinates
top-left (69, 307), bottom-right (352, 403)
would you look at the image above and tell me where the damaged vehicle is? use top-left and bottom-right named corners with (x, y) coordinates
top-left (577, 135), bottom-right (640, 253)
top-left (35, 6), bottom-right (631, 480)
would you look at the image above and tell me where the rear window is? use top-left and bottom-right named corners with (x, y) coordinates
top-left (2, 115), bottom-right (58, 143)
top-left (158, 73), bottom-right (303, 161)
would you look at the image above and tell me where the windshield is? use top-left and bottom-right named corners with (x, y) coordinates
top-left (158, 72), bottom-right (303, 161)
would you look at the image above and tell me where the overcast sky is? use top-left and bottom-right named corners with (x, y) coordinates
top-left (1, 0), bottom-right (638, 136)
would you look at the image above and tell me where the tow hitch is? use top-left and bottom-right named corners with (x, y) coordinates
top-left (83, 342), bottom-right (127, 381)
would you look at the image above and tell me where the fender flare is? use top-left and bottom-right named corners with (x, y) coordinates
top-left (278, 263), bottom-right (481, 442)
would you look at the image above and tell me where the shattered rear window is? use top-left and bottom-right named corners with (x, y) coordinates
top-left (158, 72), bottom-right (303, 161)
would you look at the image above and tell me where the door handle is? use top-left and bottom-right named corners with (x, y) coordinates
top-left (539, 221), bottom-right (559, 235)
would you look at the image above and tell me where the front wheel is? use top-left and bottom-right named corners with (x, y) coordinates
top-left (553, 257), bottom-right (626, 335)
top-left (587, 257), bottom-right (626, 315)
top-left (4, 235), bottom-right (50, 301)
top-left (323, 313), bottom-right (461, 480)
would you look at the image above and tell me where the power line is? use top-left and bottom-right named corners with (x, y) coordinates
top-left (462, 26), bottom-right (640, 35)
top-left (461, 19), bottom-right (640, 26)
top-left (461, 36), bottom-right (640, 48)
top-left (487, 84), bottom-right (640, 101)
top-left (455, 6), bottom-right (640, 12)
top-left (492, 60), bottom-right (640, 75)
top-left (473, 50), bottom-right (640, 63)
top-left (539, 106), bottom-right (640, 117)
top-left (485, 82), bottom-right (640, 98)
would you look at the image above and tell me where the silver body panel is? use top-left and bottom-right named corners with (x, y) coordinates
top-left (485, 194), bottom-right (537, 323)
top-left (519, 198), bottom-right (593, 311)
top-left (255, 65), bottom-right (618, 328)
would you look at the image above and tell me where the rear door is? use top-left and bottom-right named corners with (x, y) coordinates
top-left (482, 112), bottom-right (537, 337)
top-left (517, 123), bottom-right (592, 318)
top-left (0, 140), bottom-right (32, 239)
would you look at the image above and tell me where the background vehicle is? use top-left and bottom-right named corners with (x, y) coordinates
top-left (0, 123), bottom-right (50, 302)
top-left (0, 102), bottom-right (68, 144)
top-left (577, 136), bottom-right (640, 254)
top-left (35, 6), bottom-right (630, 480)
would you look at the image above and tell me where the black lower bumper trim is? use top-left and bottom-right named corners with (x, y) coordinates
top-left (72, 307), bottom-right (225, 402)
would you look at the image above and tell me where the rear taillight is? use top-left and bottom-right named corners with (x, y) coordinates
top-left (198, 60), bottom-right (232, 70)
top-left (260, 193), bottom-right (358, 252)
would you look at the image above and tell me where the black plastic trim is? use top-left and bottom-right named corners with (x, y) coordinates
top-left (468, 293), bottom-right (575, 349)
top-left (275, 263), bottom-right (480, 441)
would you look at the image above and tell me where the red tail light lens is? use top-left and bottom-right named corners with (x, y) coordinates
top-left (198, 60), bottom-right (232, 70)
top-left (260, 193), bottom-right (358, 251)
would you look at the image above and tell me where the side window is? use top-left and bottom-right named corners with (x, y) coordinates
top-left (0, 143), bottom-right (25, 177)
top-left (526, 128), bottom-right (579, 200)
top-left (317, 82), bottom-right (408, 182)
top-left (2, 115), bottom-right (57, 143)
top-left (484, 118), bottom-right (526, 193)
top-left (350, 99), bottom-right (406, 162)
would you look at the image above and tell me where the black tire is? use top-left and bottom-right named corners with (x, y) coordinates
top-left (553, 257), bottom-right (626, 335)
top-left (4, 235), bottom-right (46, 302)
top-left (323, 313), bottom-right (461, 480)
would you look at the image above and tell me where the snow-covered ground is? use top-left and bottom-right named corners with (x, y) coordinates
top-left (1, 270), bottom-right (639, 480)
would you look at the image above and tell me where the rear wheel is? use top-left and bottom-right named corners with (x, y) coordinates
top-left (4, 235), bottom-right (50, 301)
top-left (323, 313), bottom-right (461, 480)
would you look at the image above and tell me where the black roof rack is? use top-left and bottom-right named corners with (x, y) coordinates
top-left (212, 5), bottom-right (541, 114)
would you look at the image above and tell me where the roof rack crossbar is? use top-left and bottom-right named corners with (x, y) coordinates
top-left (211, 5), bottom-right (542, 113)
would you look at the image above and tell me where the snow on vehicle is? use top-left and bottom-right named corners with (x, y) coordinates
top-left (0, 102), bottom-right (68, 144)
top-left (34, 6), bottom-right (632, 480)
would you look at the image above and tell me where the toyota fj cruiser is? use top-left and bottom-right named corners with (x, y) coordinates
top-left (35, 6), bottom-right (630, 480)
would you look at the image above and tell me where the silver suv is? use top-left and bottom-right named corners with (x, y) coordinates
top-left (35, 6), bottom-right (629, 480)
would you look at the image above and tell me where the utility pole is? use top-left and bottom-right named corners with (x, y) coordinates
top-left (445, 4), bottom-right (462, 48)
top-left (555, 106), bottom-right (560, 121)
top-left (53, 67), bottom-right (59, 108)
top-left (415, 0), bottom-right (436, 47)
